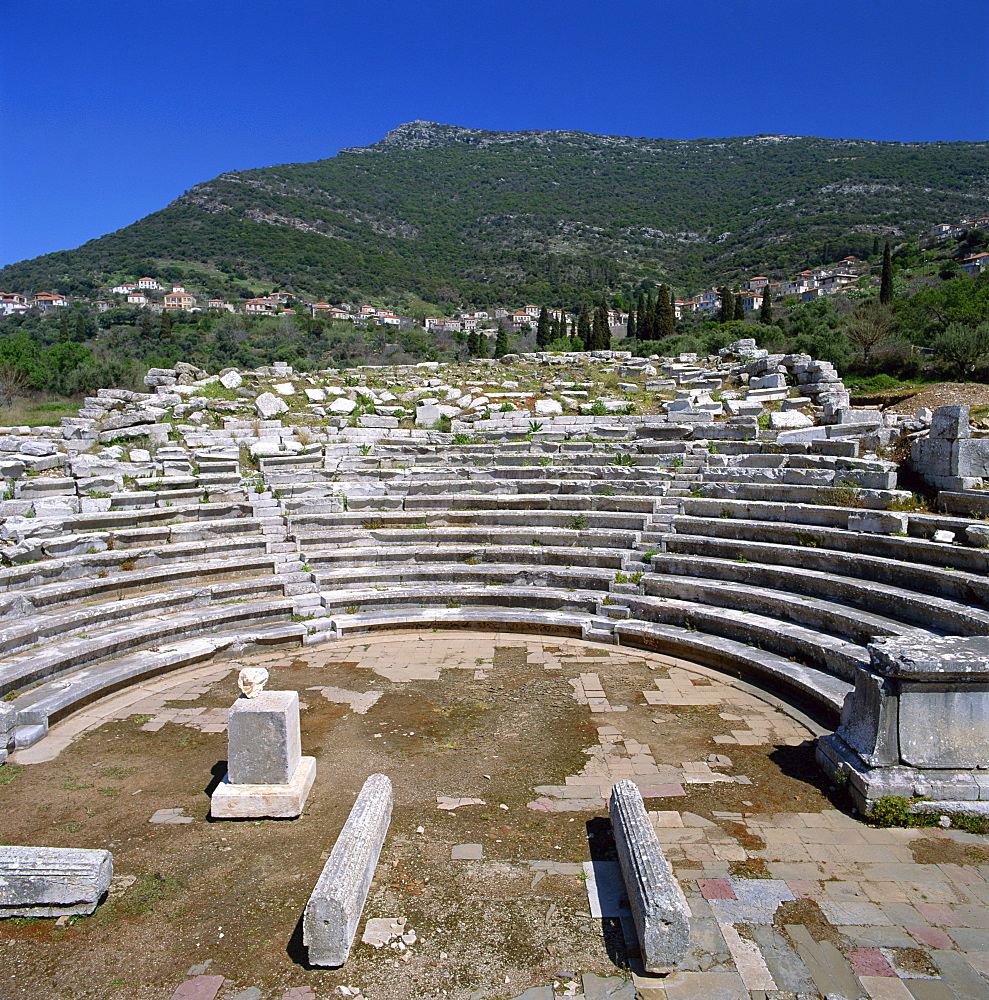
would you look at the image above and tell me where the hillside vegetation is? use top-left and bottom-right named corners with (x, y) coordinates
top-left (2, 122), bottom-right (986, 304)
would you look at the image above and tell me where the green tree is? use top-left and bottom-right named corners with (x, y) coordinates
top-left (759, 287), bottom-right (773, 325)
top-left (880, 242), bottom-right (894, 305)
top-left (494, 328), bottom-right (509, 357)
top-left (626, 304), bottom-right (636, 340)
top-left (931, 321), bottom-right (989, 378)
top-left (477, 332), bottom-right (489, 358)
top-left (734, 293), bottom-right (745, 321)
top-left (592, 304), bottom-right (611, 350)
top-left (74, 311), bottom-right (87, 343)
top-left (161, 310), bottom-right (173, 339)
top-left (467, 331), bottom-right (479, 356)
top-left (657, 285), bottom-right (675, 339)
top-left (718, 287), bottom-right (733, 324)
top-left (577, 303), bottom-right (592, 350)
top-left (535, 306), bottom-right (551, 348)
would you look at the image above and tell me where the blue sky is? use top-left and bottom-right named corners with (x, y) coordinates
top-left (2, 0), bottom-right (986, 267)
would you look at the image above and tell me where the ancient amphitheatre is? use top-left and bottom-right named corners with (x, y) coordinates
top-left (2, 344), bottom-right (988, 1000)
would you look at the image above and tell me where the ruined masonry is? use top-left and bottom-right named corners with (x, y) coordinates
top-left (0, 345), bottom-right (986, 815)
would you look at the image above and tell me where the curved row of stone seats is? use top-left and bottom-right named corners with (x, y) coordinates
top-left (0, 537), bottom-right (278, 593)
top-left (614, 592), bottom-right (875, 681)
top-left (0, 575), bottom-right (291, 661)
top-left (679, 480), bottom-right (908, 508)
top-left (325, 606), bottom-right (617, 642)
top-left (320, 583), bottom-right (605, 618)
top-left (661, 524), bottom-right (989, 615)
top-left (2, 597), bottom-right (302, 710)
top-left (8, 616), bottom-right (308, 737)
top-left (2, 511), bottom-right (274, 564)
top-left (627, 573), bottom-right (914, 647)
top-left (672, 514), bottom-right (989, 574)
top-left (0, 551), bottom-right (285, 617)
top-left (316, 562), bottom-right (620, 593)
top-left (644, 550), bottom-right (989, 637)
top-left (613, 620), bottom-right (852, 718)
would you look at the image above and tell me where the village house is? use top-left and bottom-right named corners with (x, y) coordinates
top-left (126, 291), bottom-right (148, 305)
top-left (110, 283), bottom-right (136, 294)
top-left (208, 298), bottom-right (235, 312)
top-left (163, 287), bottom-right (196, 310)
top-left (376, 312), bottom-right (401, 326)
top-left (961, 252), bottom-right (989, 277)
top-left (245, 297), bottom-right (278, 315)
top-left (0, 293), bottom-right (28, 316)
top-left (33, 292), bottom-right (68, 309)
top-left (269, 292), bottom-right (294, 304)
top-left (743, 276), bottom-right (769, 291)
top-left (137, 277), bottom-right (161, 290)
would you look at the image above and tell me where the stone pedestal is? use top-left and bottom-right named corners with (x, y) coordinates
top-left (817, 635), bottom-right (989, 815)
top-left (211, 689), bottom-right (315, 819)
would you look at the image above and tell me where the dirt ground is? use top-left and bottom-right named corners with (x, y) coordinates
top-left (881, 382), bottom-right (989, 415)
top-left (0, 633), bottom-right (834, 1000)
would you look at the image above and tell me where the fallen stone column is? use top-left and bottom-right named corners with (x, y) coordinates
top-left (304, 773), bottom-right (393, 966)
top-left (0, 846), bottom-right (113, 918)
top-left (609, 779), bottom-right (690, 973)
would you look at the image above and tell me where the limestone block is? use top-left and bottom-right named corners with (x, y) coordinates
top-left (954, 439), bottom-right (989, 478)
top-left (227, 690), bottom-right (302, 785)
top-left (609, 780), bottom-right (689, 974)
top-left (847, 511), bottom-right (908, 534)
top-left (328, 397), bottom-right (357, 415)
top-left (305, 387), bottom-right (326, 402)
top-left (965, 524), bottom-right (989, 548)
top-left (534, 399), bottom-right (563, 416)
top-left (835, 667), bottom-right (899, 766)
top-left (220, 371), bottom-right (243, 390)
top-left (255, 392), bottom-right (289, 419)
top-left (930, 405), bottom-right (970, 439)
top-left (749, 373), bottom-right (786, 390)
top-left (933, 529), bottom-right (956, 544)
top-left (304, 773), bottom-right (393, 966)
top-left (769, 411), bottom-right (813, 430)
top-left (415, 404), bottom-right (442, 427)
top-left (274, 382), bottom-right (296, 396)
top-left (0, 846), bottom-right (112, 918)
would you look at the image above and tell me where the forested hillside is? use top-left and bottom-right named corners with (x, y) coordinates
top-left (2, 122), bottom-right (986, 305)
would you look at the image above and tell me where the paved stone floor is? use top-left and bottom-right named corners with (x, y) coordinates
top-left (9, 632), bottom-right (989, 1000)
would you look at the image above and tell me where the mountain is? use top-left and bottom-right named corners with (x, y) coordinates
top-left (2, 121), bottom-right (987, 305)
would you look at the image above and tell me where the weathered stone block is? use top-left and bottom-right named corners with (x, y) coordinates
top-left (609, 779), bottom-right (689, 974)
top-left (304, 773), bottom-right (393, 966)
top-left (228, 690), bottom-right (301, 785)
top-left (930, 404), bottom-right (970, 439)
top-left (847, 511), bottom-right (908, 535)
top-left (835, 667), bottom-right (899, 766)
top-left (0, 846), bottom-right (112, 918)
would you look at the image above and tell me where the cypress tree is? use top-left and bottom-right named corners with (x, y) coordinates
top-left (467, 331), bottom-right (479, 356)
top-left (494, 328), bottom-right (509, 358)
top-left (536, 306), bottom-right (551, 348)
top-left (759, 286), bottom-right (773, 325)
top-left (477, 332), bottom-right (489, 359)
top-left (577, 304), bottom-right (592, 350)
top-left (657, 285), bottom-right (675, 339)
top-left (872, 236), bottom-right (880, 258)
top-left (58, 313), bottom-right (70, 342)
top-left (140, 310), bottom-right (153, 341)
top-left (625, 305), bottom-right (636, 341)
top-left (880, 241), bottom-right (894, 306)
top-left (718, 287), bottom-right (733, 325)
top-left (74, 312), bottom-right (87, 342)
top-left (161, 310), bottom-right (173, 339)
top-left (734, 293), bottom-right (745, 321)
top-left (636, 292), bottom-right (646, 336)
top-left (592, 304), bottom-right (610, 350)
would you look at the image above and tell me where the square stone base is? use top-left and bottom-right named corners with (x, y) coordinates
top-left (210, 756), bottom-right (316, 819)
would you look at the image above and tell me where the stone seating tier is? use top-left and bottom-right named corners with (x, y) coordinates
top-left (2, 596), bottom-right (303, 709)
top-left (672, 514), bottom-right (989, 574)
top-left (648, 552), bottom-right (989, 636)
top-left (661, 532), bottom-right (989, 613)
